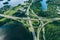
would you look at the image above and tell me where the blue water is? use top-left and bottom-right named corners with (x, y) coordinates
top-left (40, 0), bottom-right (47, 11)
top-left (0, 0), bottom-right (27, 8)
top-left (0, 0), bottom-right (48, 11)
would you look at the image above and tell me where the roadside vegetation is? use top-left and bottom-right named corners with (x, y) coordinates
top-left (0, 0), bottom-right (60, 40)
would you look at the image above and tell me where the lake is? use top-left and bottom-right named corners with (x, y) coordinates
top-left (0, 0), bottom-right (27, 8)
top-left (40, 0), bottom-right (47, 11)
